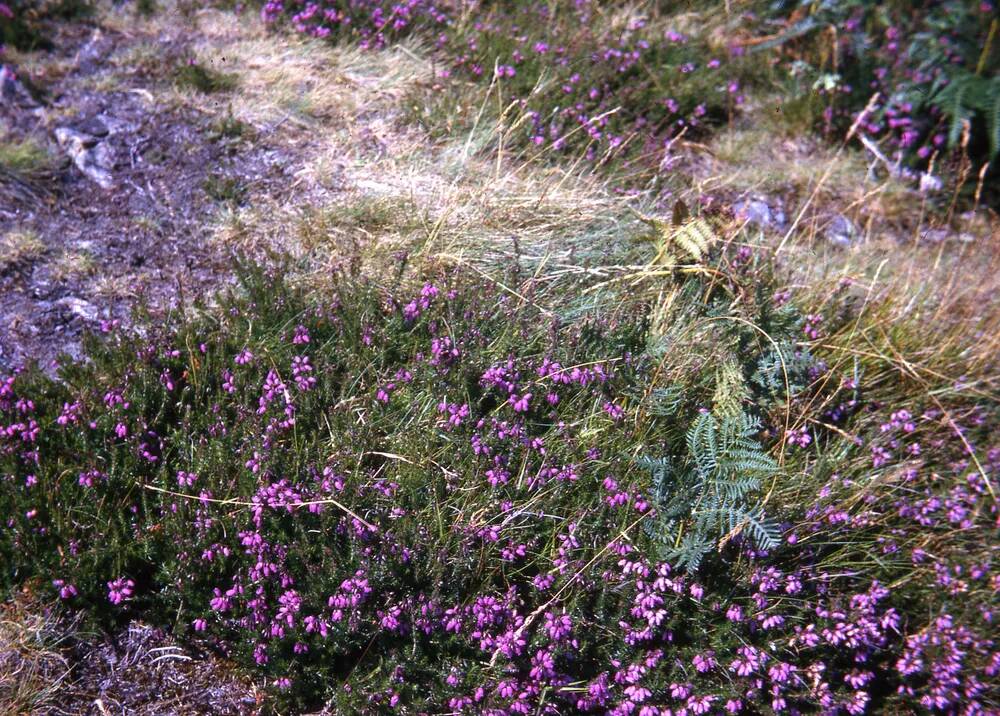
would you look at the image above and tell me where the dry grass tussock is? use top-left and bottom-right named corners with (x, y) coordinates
top-left (0, 595), bottom-right (74, 714)
top-left (176, 8), bottom-right (631, 285)
top-left (0, 229), bottom-right (46, 273)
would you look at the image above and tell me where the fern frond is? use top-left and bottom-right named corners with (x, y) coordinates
top-left (712, 358), bottom-right (749, 418)
top-left (724, 448), bottom-right (778, 474)
top-left (667, 533), bottom-right (713, 573)
top-left (945, 75), bottom-right (971, 147)
top-left (631, 209), bottom-right (717, 264)
top-left (687, 412), bottom-right (719, 478)
top-left (741, 508), bottom-right (781, 551)
top-left (652, 246), bottom-right (678, 269)
top-left (712, 474), bottom-right (762, 501)
top-left (635, 455), bottom-right (673, 496)
top-left (647, 386), bottom-right (684, 417)
top-left (670, 219), bottom-right (716, 262)
top-left (643, 408), bottom-right (780, 573)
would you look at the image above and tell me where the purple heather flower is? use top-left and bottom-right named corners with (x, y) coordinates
top-left (53, 580), bottom-right (77, 600)
top-left (509, 393), bottom-right (532, 412)
top-left (693, 651), bottom-right (717, 673)
top-left (107, 577), bottom-right (135, 605)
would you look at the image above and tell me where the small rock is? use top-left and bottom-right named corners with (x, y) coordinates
top-left (54, 296), bottom-right (98, 323)
top-left (920, 228), bottom-right (949, 244)
top-left (824, 214), bottom-right (858, 247)
top-left (734, 197), bottom-right (785, 230)
top-left (75, 116), bottom-right (110, 138)
top-left (919, 172), bottom-right (942, 194)
top-left (355, 178), bottom-right (396, 194)
top-left (919, 227), bottom-right (977, 244)
top-left (55, 127), bottom-right (115, 189)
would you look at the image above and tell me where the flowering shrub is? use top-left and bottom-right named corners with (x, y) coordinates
top-left (2, 233), bottom-right (998, 712)
top-left (260, 0), bottom-right (760, 175)
top-left (760, 0), bottom-right (999, 195)
top-left (256, 0), bottom-right (999, 201)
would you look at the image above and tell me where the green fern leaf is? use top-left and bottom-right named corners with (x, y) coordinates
top-left (641, 408), bottom-right (781, 573)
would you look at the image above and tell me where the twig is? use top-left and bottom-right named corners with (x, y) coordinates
top-left (140, 483), bottom-right (378, 531)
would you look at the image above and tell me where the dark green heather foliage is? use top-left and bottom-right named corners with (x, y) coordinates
top-left (3, 226), bottom-right (998, 711)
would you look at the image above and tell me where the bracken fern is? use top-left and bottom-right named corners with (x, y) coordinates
top-left (640, 409), bottom-right (779, 573)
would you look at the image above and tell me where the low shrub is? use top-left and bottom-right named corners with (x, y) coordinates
top-left (257, 0), bottom-right (999, 204)
top-left (0, 0), bottom-right (92, 52)
top-left (259, 1), bottom-right (764, 181)
top-left (759, 0), bottom-right (1000, 201)
top-left (2, 221), bottom-right (997, 712)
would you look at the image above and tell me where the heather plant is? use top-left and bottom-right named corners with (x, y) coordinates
top-left (2, 207), bottom-right (998, 712)
top-left (255, 0), bottom-right (1000, 203)
top-left (2, 0), bottom-right (999, 711)
top-left (259, 1), bottom-right (762, 182)
top-left (763, 0), bottom-right (1000, 200)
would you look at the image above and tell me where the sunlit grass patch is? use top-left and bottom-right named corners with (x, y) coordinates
top-left (0, 229), bottom-right (46, 273)
top-left (0, 595), bottom-right (74, 714)
top-left (0, 136), bottom-right (59, 179)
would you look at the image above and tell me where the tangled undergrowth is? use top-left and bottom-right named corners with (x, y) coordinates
top-left (2, 213), bottom-right (998, 712)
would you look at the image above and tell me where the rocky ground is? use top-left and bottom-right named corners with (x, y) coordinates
top-left (1, 594), bottom-right (261, 715)
top-left (0, 14), bottom-right (308, 371)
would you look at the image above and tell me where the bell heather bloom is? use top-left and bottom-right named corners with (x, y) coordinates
top-left (107, 577), bottom-right (134, 605)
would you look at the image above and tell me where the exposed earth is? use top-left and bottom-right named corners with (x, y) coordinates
top-left (0, 14), bottom-right (316, 371)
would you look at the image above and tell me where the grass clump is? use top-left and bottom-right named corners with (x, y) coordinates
top-left (173, 60), bottom-right (239, 94)
top-left (203, 173), bottom-right (247, 204)
top-left (208, 106), bottom-right (253, 143)
top-left (0, 136), bottom-right (58, 179)
top-left (259, 0), bottom-right (1000, 208)
top-left (49, 249), bottom-right (96, 282)
top-left (307, 196), bottom-right (420, 237)
top-left (0, 229), bottom-right (45, 273)
top-left (0, 596), bottom-right (74, 713)
top-left (260, 0), bottom-right (767, 184)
